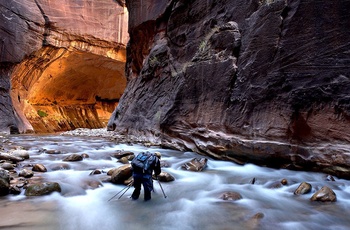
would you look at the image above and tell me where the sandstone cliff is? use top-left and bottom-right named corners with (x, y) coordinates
top-left (108, 0), bottom-right (350, 178)
top-left (0, 0), bottom-right (128, 133)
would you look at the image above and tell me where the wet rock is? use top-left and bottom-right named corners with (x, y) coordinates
top-left (9, 185), bottom-right (21, 195)
top-left (63, 154), bottom-right (83, 162)
top-left (0, 169), bottom-right (10, 196)
top-left (245, 212), bottom-right (265, 229)
top-left (155, 172), bottom-right (175, 182)
top-left (25, 182), bottom-right (61, 196)
top-left (18, 169), bottom-right (34, 178)
top-left (310, 186), bottom-right (336, 202)
top-left (281, 178), bottom-right (288, 185)
top-left (1, 162), bottom-right (15, 170)
top-left (10, 149), bottom-right (30, 159)
top-left (44, 149), bottom-right (62, 154)
top-left (107, 168), bottom-right (118, 176)
top-left (80, 179), bottom-right (103, 190)
top-left (110, 164), bottom-right (132, 184)
top-left (127, 155), bottom-right (135, 161)
top-left (32, 164), bottom-right (47, 172)
top-left (294, 182), bottom-right (312, 195)
top-left (181, 158), bottom-right (208, 172)
top-left (89, 169), bottom-right (102, 175)
top-left (0, 153), bottom-right (24, 163)
top-left (325, 175), bottom-right (336, 181)
top-left (113, 151), bottom-right (134, 159)
top-left (219, 191), bottom-right (242, 201)
top-left (117, 156), bottom-right (129, 164)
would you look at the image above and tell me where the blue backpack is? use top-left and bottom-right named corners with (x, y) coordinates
top-left (131, 152), bottom-right (155, 174)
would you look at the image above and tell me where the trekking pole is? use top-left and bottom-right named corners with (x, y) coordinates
top-left (117, 184), bottom-right (132, 200)
top-left (157, 177), bottom-right (167, 198)
top-left (108, 181), bottom-right (133, 201)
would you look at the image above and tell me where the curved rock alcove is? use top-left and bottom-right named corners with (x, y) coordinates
top-left (11, 46), bottom-right (126, 133)
top-left (0, 0), bottom-right (128, 133)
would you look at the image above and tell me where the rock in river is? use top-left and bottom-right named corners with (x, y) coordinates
top-left (110, 164), bottom-right (132, 185)
top-left (63, 154), bottom-right (83, 162)
top-left (310, 186), bottom-right (336, 202)
top-left (19, 169), bottom-right (34, 178)
top-left (0, 169), bottom-right (10, 196)
top-left (181, 158), bottom-right (208, 172)
top-left (32, 164), bottom-right (47, 172)
top-left (25, 182), bottom-right (62, 196)
top-left (294, 182), bottom-right (312, 195)
top-left (219, 191), bottom-right (243, 201)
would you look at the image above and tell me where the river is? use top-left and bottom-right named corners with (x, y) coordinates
top-left (1, 134), bottom-right (350, 230)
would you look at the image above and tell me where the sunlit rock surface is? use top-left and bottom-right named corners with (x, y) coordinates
top-left (108, 0), bottom-right (350, 178)
top-left (0, 0), bottom-right (128, 133)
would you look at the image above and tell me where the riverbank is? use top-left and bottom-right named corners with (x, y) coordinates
top-left (60, 128), bottom-right (350, 180)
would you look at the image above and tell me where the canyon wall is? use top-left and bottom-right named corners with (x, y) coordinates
top-left (108, 0), bottom-right (350, 178)
top-left (0, 0), bottom-right (128, 133)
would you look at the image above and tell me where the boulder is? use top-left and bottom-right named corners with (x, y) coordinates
top-left (18, 169), bottom-right (34, 178)
top-left (25, 182), bottom-right (61, 196)
top-left (181, 158), bottom-right (208, 172)
top-left (90, 169), bottom-right (102, 175)
top-left (44, 149), bottom-right (62, 154)
top-left (0, 153), bottom-right (24, 163)
top-left (117, 157), bottom-right (129, 164)
top-left (32, 164), bottom-right (47, 172)
top-left (294, 182), bottom-right (312, 195)
top-left (63, 154), bottom-right (83, 162)
top-left (0, 169), bottom-right (10, 196)
top-left (219, 191), bottom-right (243, 201)
top-left (0, 162), bottom-right (15, 170)
top-left (10, 149), bottom-right (30, 159)
top-left (113, 151), bottom-right (134, 159)
top-left (310, 186), bottom-right (336, 202)
top-left (156, 172), bottom-right (175, 182)
top-left (110, 164), bottom-right (132, 184)
top-left (9, 185), bottom-right (21, 195)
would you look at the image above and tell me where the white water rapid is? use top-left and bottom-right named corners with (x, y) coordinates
top-left (1, 134), bottom-right (350, 230)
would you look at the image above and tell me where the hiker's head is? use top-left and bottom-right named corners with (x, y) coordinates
top-left (154, 152), bottom-right (161, 159)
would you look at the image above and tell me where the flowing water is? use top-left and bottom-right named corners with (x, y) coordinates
top-left (1, 134), bottom-right (350, 230)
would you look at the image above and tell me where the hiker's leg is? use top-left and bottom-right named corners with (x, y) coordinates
top-left (143, 176), bottom-right (153, 201)
top-left (131, 176), bottom-right (141, 200)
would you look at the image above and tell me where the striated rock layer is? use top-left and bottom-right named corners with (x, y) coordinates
top-left (0, 0), bottom-right (128, 133)
top-left (108, 0), bottom-right (350, 178)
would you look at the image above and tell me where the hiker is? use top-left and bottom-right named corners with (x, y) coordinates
top-left (131, 151), bottom-right (161, 201)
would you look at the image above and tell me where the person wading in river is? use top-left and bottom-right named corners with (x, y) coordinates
top-left (131, 151), bottom-right (161, 201)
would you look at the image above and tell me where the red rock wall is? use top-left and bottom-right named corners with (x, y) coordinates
top-left (108, 0), bottom-right (350, 178)
top-left (0, 0), bottom-right (128, 133)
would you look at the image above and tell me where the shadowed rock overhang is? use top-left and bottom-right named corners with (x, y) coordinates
top-left (0, 0), bottom-right (128, 133)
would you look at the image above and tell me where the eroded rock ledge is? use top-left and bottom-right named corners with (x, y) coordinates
top-left (108, 0), bottom-right (350, 178)
top-left (0, 0), bottom-right (128, 133)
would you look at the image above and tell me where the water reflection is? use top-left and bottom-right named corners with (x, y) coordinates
top-left (0, 134), bottom-right (350, 230)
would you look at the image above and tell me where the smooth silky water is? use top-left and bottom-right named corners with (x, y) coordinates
top-left (1, 134), bottom-right (350, 230)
